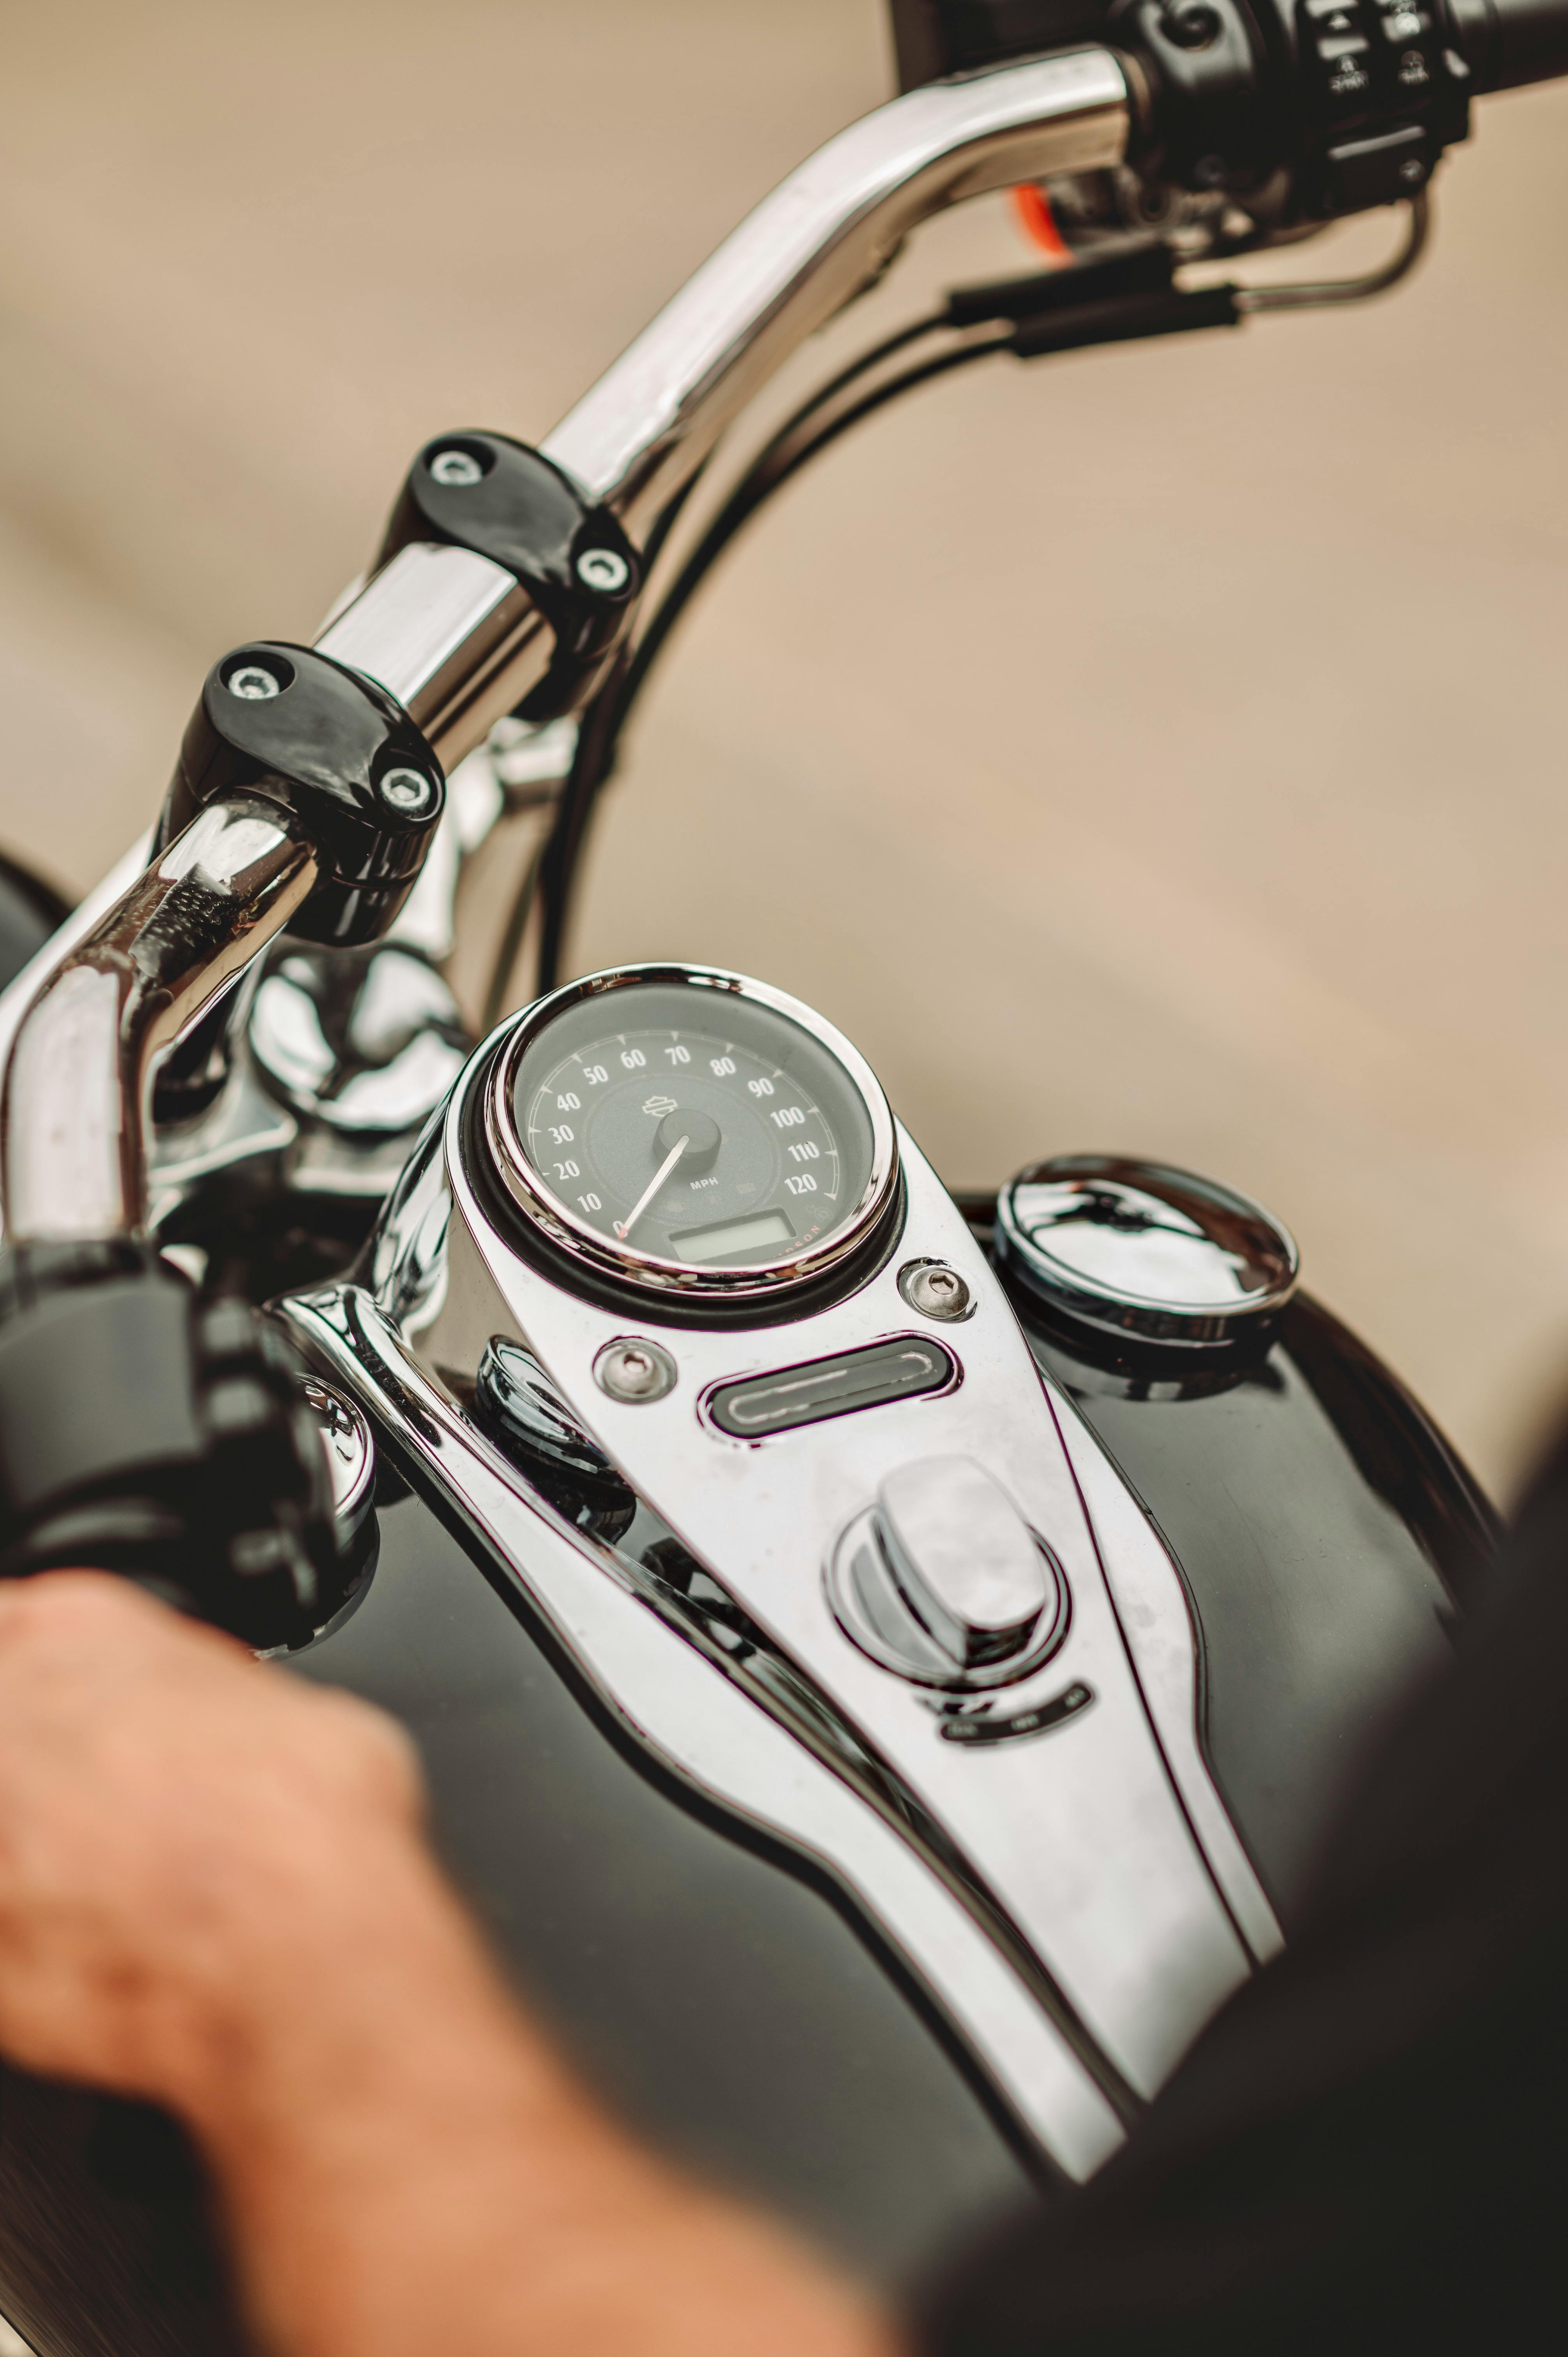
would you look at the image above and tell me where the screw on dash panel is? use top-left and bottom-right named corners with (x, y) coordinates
top-left (898, 1261), bottom-right (973, 1323)
top-left (594, 1338), bottom-right (678, 1404)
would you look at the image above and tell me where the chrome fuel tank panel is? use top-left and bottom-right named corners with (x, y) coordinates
top-left (452, 1127), bottom-right (1253, 2102)
top-left (278, 1273), bottom-right (1125, 2184)
top-left (382, 1016), bottom-right (1281, 2118)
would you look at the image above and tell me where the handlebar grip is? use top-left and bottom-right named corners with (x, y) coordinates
top-left (1449, 0), bottom-right (1568, 88)
top-left (0, 1243), bottom-right (357, 1649)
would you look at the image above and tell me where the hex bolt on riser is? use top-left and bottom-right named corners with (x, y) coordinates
top-left (379, 767), bottom-right (440, 816)
top-left (429, 448), bottom-right (485, 486)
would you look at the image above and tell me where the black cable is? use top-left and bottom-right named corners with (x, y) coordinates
top-left (618, 332), bottom-right (1012, 724)
top-left (531, 318), bottom-right (992, 994)
top-left (528, 641), bottom-right (634, 1008)
top-left (479, 831), bottom-right (547, 1038)
top-left (607, 255), bottom-right (1185, 740)
top-left (482, 462), bottom-right (714, 1023)
top-left (726, 307), bottom-right (953, 469)
top-left (610, 277), bottom-right (1240, 774)
top-left (529, 265), bottom-right (1241, 995)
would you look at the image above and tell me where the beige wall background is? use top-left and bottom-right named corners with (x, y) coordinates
top-left (3, 0), bottom-right (1567, 1500)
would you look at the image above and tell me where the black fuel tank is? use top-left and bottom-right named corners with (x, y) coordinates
top-left (0, 1477), bottom-right (1035, 2357)
top-left (0, 1225), bottom-right (1496, 2355)
top-left (1005, 1271), bottom-right (1496, 1920)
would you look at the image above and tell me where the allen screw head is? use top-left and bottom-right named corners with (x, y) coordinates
top-left (576, 548), bottom-right (631, 595)
top-left (429, 447), bottom-right (485, 487)
top-left (228, 664), bottom-right (283, 701)
top-left (594, 1338), bottom-right (678, 1403)
top-left (899, 1261), bottom-right (973, 1323)
top-left (379, 767), bottom-right (440, 817)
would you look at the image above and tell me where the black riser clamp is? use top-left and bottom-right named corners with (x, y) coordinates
top-left (0, 648), bottom-right (452, 1646)
top-left (374, 431), bottom-right (643, 722)
top-left (0, 436), bottom-right (645, 1651)
top-left (159, 641), bottom-right (447, 947)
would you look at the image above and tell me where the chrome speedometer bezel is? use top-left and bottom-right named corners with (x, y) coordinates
top-left (482, 963), bottom-right (901, 1302)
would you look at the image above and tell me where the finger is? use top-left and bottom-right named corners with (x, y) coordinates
top-left (0, 1573), bottom-right (257, 1700)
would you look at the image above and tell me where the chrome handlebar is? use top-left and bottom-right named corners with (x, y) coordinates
top-left (0, 45), bottom-right (1132, 1245)
top-left (542, 49), bottom-right (1130, 528)
top-left (3, 804), bottom-right (318, 1242)
top-left (312, 48), bottom-right (1130, 778)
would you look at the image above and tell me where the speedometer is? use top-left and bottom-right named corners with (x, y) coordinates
top-left (483, 965), bottom-right (899, 1301)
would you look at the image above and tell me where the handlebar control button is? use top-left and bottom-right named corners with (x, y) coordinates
top-left (1324, 122), bottom-right (1434, 208)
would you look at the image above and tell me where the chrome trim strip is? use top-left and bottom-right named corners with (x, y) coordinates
top-left (1047, 1390), bottom-right (1284, 1964)
top-left (543, 49), bottom-right (1130, 527)
top-left (276, 1279), bottom-right (1127, 2183)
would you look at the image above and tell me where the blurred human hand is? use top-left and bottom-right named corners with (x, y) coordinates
top-left (0, 1568), bottom-right (424, 2107)
top-left (0, 1569), bottom-right (896, 2357)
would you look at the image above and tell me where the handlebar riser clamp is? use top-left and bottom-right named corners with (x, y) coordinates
top-left (159, 644), bottom-right (447, 949)
top-left (376, 433), bottom-right (643, 722)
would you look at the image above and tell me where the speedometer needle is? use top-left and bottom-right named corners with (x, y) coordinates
top-left (615, 1134), bottom-right (689, 1240)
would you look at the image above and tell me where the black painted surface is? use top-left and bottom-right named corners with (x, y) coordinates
top-left (0, 2077), bottom-right (240, 2357)
top-left (0, 1223), bottom-right (1497, 2353)
top-left (1011, 1277), bottom-right (1498, 1921)
top-left (0, 1481), bottom-right (1035, 2357)
top-left (291, 1490), bottom-right (1036, 2281)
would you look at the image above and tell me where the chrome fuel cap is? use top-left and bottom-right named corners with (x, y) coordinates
top-left (826, 1457), bottom-right (1068, 1690)
top-left (996, 1155), bottom-right (1299, 1356)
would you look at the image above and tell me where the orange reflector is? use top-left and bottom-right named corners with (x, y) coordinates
top-left (1011, 184), bottom-right (1070, 263)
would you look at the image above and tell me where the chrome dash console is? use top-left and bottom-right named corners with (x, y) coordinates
top-left (280, 963), bottom-right (1282, 2174)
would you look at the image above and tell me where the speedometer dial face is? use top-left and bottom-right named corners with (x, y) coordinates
top-left (485, 968), bottom-right (897, 1300)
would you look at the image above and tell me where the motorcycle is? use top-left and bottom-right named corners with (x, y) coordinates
top-left (0, 1), bottom-right (1556, 2347)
